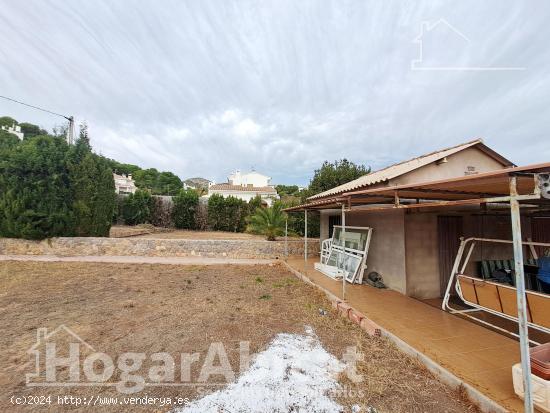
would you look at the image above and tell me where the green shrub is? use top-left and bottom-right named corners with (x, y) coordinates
top-left (246, 202), bottom-right (286, 241)
top-left (172, 189), bottom-right (198, 229)
top-left (224, 196), bottom-right (247, 232)
top-left (0, 135), bottom-right (75, 239)
top-left (122, 190), bottom-right (153, 225)
top-left (207, 194), bottom-right (248, 232)
top-left (207, 194), bottom-right (225, 231)
top-left (248, 195), bottom-right (263, 212)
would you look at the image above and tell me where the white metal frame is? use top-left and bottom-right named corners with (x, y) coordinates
top-left (320, 238), bottom-right (333, 264)
top-left (316, 225), bottom-right (373, 284)
top-left (442, 236), bottom-right (550, 344)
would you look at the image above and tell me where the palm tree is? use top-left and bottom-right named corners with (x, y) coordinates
top-left (247, 203), bottom-right (286, 241)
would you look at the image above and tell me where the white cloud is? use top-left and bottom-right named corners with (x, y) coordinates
top-left (220, 110), bottom-right (240, 124)
top-left (233, 118), bottom-right (261, 137)
top-left (0, 1), bottom-right (548, 185)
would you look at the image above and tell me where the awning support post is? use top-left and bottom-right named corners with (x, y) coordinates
top-left (509, 176), bottom-right (533, 413)
top-left (284, 216), bottom-right (288, 260)
top-left (304, 209), bottom-right (308, 266)
top-left (342, 204), bottom-right (346, 301)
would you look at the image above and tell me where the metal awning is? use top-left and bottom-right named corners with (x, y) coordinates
top-left (285, 161), bottom-right (550, 412)
top-left (284, 162), bottom-right (550, 212)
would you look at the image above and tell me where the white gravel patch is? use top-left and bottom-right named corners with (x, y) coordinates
top-left (176, 326), bottom-right (345, 413)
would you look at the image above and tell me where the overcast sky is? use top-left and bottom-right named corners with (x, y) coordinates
top-left (1, 1), bottom-right (548, 185)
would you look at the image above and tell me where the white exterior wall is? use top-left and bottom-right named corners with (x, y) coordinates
top-left (1, 124), bottom-right (24, 140)
top-left (228, 171), bottom-right (271, 187)
top-left (114, 174), bottom-right (137, 194)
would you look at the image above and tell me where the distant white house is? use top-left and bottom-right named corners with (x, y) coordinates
top-left (228, 170), bottom-right (271, 187)
top-left (208, 170), bottom-right (279, 206)
top-left (1, 123), bottom-right (24, 140)
top-left (113, 173), bottom-right (137, 194)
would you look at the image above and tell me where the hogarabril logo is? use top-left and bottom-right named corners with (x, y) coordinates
top-left (26, 325), bottom-right (252, 393)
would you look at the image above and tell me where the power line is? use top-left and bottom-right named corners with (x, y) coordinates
top-left (0, 94), bottom-right (70, 120)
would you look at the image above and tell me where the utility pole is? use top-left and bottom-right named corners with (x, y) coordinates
top-left (66, 116), bottom-right (75, 145)
top-left (0, 95), bottom-right (74, 144)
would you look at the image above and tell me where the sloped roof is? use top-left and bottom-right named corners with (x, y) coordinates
top-left (209, 183), bottom-right (277, 193)
top-left (308, 139), bottom-right (513, 200)
top-left (284, 162), bottom-right (550, 212)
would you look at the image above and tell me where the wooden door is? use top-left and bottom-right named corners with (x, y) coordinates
top-left (438, 216), bottom-right (464, 297)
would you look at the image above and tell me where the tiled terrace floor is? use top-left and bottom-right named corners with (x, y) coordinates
top-left (285, 257), bottom-right (549, 412)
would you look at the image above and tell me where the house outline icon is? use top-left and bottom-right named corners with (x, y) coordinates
top-left (411, 18), bottom-right (470, 70)
top-left (411, 18), bottom-right (525, 71)
top-left (26, 325), bottom-right (95, 385)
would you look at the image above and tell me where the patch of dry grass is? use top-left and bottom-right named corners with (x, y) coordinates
top-left (335, 333), bottom-right (481, 413)
top-left (0, 261), bottom-right (477, 413)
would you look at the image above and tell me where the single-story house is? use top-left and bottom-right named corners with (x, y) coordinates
top-left (286, 139), bottom-right (550, 299)
top-left (285, 139), bottom-right (550, 413)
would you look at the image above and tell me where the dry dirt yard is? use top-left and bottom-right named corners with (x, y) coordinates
top-left (0, 261), bottom-right (478, 413)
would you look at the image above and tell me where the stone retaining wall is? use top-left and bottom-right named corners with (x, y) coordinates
top-left (0, 237), bottom-right (320, 259)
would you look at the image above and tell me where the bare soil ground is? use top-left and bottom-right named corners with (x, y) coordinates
top-left (0, 261), bottom-right (478, 413)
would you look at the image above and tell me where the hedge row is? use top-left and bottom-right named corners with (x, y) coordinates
top-left (115, 189), bottom-right (320, 237)
top-left (115, 190), bottom-right (261, 232)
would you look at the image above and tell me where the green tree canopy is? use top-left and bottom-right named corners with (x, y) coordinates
top-left (307, 159), bottom-right (370, 196)
top-left (108, 160), bottom-right (141, 176)
top-left (157, 171), bottom-right (183, 196)
top-left (133, 168), bottom-right (159, 190)
top-left (0, 116), bottom-right (17, 128)
top-left (275, 185), bottom-right (300, 197)
top-left (19, 122), bottom-right (47, 138)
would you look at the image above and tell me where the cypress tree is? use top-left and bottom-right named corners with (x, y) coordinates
top-left (0, 135), bottom-right (75, 239)
top-left (0, 121), bottom-right (116, 240)
top-left (172, 189), bottom-right (199, 229)
top-left (67, 123), bottom-right (115, 237)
